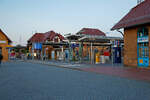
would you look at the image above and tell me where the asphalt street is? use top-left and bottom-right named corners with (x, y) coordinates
top-left (0, 61), bottom-right (150, 100)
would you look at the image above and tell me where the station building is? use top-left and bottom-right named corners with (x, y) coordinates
top-left (28, 30), bottom-right (67, 60)
top-left (0, 29), bottom-right (12, 61)
top-left (111, 0), bottom-right (150, 68)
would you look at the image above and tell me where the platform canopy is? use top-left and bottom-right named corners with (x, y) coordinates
top-left (78, 35), bottom-right (123, 43)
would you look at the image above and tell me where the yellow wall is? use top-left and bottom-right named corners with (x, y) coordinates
top-left (124, 25), bottom-right (150, 68)
top-left (0, 31), bottom-right (9, 61)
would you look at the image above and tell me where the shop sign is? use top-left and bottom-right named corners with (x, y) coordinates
top-left (71, 44), bottom-right (79, 48)
top-left (0, 41), bottom-right (6, 43)
top-left (33, 43), bottom-right (42, 50)
top-left (112, 40), bottom-right (120, 47)
top-left (137, 37), bottom-right (148, 43)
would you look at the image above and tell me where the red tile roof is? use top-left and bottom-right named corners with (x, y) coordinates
top-left (0, 29), bottom-right (12, 43)
top-left (111, 0), bottom-right (150, 30)
top-left (28, 33), bottom-right (44, 43)
top-left (28, 31), bottom-right (65, 43)
top-left (77, 28), bottom-right (106, 36)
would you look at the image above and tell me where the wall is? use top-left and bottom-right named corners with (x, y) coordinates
top-left (0, 31), bottom-right (9, 61)
top-left (124, 27), bottom-right (138, 67)
top-left (124, 25), bottom-right (150, 67)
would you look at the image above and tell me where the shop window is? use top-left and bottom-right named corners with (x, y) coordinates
top-left (137, 27), bottom-right (149, 58)
top-left (137, 27), bottom-right (149, 67)
top-left (138, 27), bottom-right (149, 37)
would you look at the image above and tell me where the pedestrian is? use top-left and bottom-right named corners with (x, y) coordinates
top-left (0, 53), bottom-right (3, 66)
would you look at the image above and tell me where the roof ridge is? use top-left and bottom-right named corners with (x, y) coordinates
top-left (131, 0), bottom-right (147, 11)
top-left (83, 28), bottom-right (99, 30)
top-left (111, 0), bottom-right (150, 30)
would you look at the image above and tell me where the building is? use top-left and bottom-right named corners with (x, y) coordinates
top-left (28, 30), bottom-right (67, 60)
top-left (66, 28), bottom-right (123, 64)
top-left (76, 28), bottom-right (106, 36)
top-left (12, 45), bottom-right (27, 59)
top-left (111, 0), bottom-right (150, 68)
top-left (0, 29), bottom-right (12, 61)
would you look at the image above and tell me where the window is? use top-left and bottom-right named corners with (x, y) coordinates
top-left (137, 27), bottom-right (149, 58)
top-left (137, 27), bottom-right (149, 37)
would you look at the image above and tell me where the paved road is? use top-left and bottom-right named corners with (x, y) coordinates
top-left (0, 61), bottom-right (150, 100)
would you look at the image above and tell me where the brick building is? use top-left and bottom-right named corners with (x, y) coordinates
top-left (66, 28), bottom-right (123, 64)
top-left (76, 28), bottom-right (107, 62)
top-left (111, 0), bottom-right (150, 68)
top-left (0, 29), bottom-right (12, 61)
top-left (28, 30), bottom-right (67, 60)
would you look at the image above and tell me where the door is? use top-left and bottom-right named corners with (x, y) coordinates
top-left (138, 43), bottom-right (149, 67)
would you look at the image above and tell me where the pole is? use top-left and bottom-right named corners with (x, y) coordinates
top-left (32, 43), bottom-right (34, 60)
top-left (111, 40), bottom-right (114, 66)
top-left (61, 46), bottom-right (64, 61)
top-left (91, 42), bottom-right (93, 64)
top-left (79, 42), bottom-right (82, 63)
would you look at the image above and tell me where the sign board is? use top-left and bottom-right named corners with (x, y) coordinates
top-left (0, 41), bottom-right (6, 43)
top-left (137, 37), bottom-right (149, 43)
top-left (33, 43), bottom-right (42, 50)
top-left (71, 44), bottom-right (79, 48)
top-left (112, 40), bottom-right (120, 47)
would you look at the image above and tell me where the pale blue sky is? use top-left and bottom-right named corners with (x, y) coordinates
top-left (0, 0), bottom-right (137, 45)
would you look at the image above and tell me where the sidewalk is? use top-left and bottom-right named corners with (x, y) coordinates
top-left (25, 59), bottom-right (123, 68)
top-left (24, 60), bottom-right (150, 82)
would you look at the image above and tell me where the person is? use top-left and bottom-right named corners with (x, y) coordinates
top-left (0, 53), bottom-right (3, 65)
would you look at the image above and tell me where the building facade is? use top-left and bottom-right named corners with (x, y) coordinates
top-left (28, 30), bottom-right (67, 60)
top-left (66, 28), bottom-right (123, 64)
top-left (112, 0), bottom-right (150, 68)
top-left (0, 29), bottom-right (12, 61)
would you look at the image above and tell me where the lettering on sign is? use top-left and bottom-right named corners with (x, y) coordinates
top-left (137, 37), bottom-right (149, 43)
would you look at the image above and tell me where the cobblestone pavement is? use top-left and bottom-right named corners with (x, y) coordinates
top-left (0, 61), bottom-right (150, 100)
top-left (81, 67), bottom-right (150, 82)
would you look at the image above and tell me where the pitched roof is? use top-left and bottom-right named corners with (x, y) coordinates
top-left (28, 31), bottom-right (65, 43)
top-left (28, 33), bottom-right (45, 43)
top-left (111, 0), bottom-right (150, 30)
top-left (76, 28), bottom-right (106, 36)
top-left (0, 29), bottom-right (12, 43)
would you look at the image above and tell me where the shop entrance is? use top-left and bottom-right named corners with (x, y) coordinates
top-left (137, 27), bottom-right (149, 67)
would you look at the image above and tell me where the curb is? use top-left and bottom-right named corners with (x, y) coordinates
top-left (23, 60), bottom-right (83, 72)
top-left (18, 60), bottom-right (150, 83)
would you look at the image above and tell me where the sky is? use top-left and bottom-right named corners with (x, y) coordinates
top-left (0, 0), bottom-right (137, 46)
